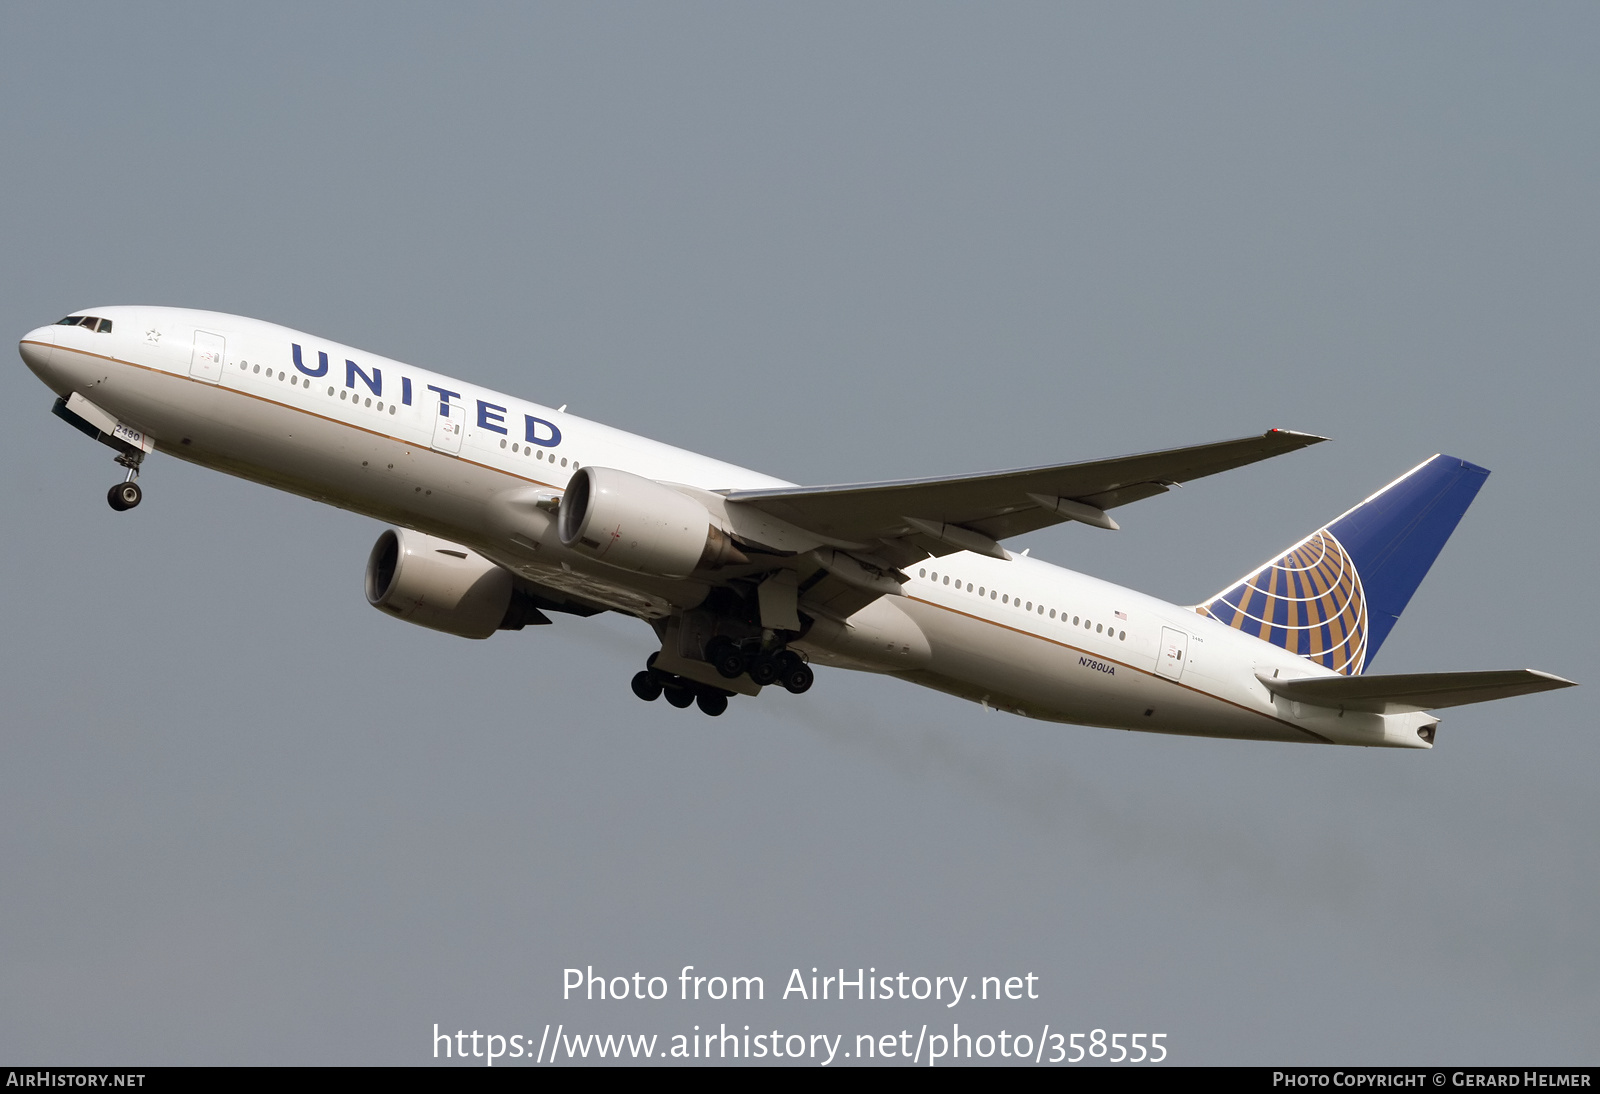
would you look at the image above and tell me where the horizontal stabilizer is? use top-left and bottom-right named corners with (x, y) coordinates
top-left (1257, 669), bottom-right (1576, 714)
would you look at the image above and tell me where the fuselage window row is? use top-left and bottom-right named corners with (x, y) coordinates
top-left (242, 360), bottom-right (315, 390)
top-left (917, 568), bottom-right (1126, 640)
top-left (234, 358), bottom-right (410, 417)
top-left (226, 370), bottom-right (577, 455)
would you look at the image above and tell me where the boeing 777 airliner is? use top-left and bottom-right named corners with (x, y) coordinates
top-left (19, 307), bottom-right (1574, 745)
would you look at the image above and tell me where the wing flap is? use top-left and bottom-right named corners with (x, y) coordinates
top-left (1258, 669), bottom-right (1576, 713)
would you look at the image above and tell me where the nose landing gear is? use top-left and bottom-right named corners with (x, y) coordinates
top-left (107, 451), bottom-right (144, 512)
top-left (107, 481), bottom-right (142, 511)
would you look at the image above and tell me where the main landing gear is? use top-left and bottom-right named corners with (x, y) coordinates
top-left (631, 655), bottom-right (733, 717)
top-left (706, 637), bottom-right (814, 694)
top-left (106, 450), bottom-right (144, 512)
top-left (629, 640), bottom-right (815, 717)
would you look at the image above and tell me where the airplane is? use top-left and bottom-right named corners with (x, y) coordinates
top-left (19, 306), bottom-right (1575, 747)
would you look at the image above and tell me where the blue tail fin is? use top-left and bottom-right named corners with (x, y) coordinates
top-left (1194, 455), bottom-right (1490, 674)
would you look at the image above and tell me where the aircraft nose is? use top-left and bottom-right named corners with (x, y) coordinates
top-left (18, 326), bottom-right (58, 381)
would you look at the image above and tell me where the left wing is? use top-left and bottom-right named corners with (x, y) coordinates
top-left (725, 429), bottom-right (1325, 563)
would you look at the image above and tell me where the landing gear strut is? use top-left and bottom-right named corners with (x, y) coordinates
top-left (107, 450), bottom-right (143, 512)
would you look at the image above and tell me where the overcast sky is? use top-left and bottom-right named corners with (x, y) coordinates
top-left (2, 2), bottom-right (1595, 1066)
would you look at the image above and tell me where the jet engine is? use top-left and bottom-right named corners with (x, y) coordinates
top-left (365, 529), bottom-right (546, 638)
top-left (557, 466), bottom-right (746, 577)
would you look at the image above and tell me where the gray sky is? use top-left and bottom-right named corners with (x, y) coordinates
top-left (2, 2), bottom-right (1595, 1065)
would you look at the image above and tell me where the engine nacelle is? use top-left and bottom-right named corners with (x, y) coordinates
top-left (557, 466), bottom-right (746, 577)
top-left (365, 529), bottom-right (531, 639)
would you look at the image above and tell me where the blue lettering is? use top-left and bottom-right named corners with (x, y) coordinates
top-left (401, 376), bottom-right (412, 406)
top-left (426, 384), bottom-right (461, 416)
top-left (346, 359), bottom-right (382, 396)
top-left (525, 415), bottom-right (562, 447)
top-left (477, 400), bottom-right (508, 435)
top-left (291, 343), bottom-right (329, 378)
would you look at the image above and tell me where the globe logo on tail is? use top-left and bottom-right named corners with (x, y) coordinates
top-left (1196, 529), bottom-right (1368, 676)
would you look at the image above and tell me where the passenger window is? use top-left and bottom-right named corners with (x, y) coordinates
top-left (1096, 623), bottom-right (1103, 633)
top-left (943, 576), bottom-right (950, 585)
top-left (1049, 609), bottom-right (1056, 619)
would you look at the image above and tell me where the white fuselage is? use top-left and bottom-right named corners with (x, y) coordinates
top-left (19, 307), bottom-right (1434, 748)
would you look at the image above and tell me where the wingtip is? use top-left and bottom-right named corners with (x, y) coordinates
top-left (1265, 428), bottom-right (1330, 445)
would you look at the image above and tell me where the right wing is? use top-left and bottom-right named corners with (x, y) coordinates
top-left (726, 429), bottom-right (1326, 560)
top-left (723, 429), bottom-right (1324, 623)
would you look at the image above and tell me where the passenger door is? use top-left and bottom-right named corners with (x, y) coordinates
top-left (1158, 627), bottom-right (1189, 679)
top-left (431, 398), bottom-right (465, 454)
top-left (190, 330), bottom-right (225, 383)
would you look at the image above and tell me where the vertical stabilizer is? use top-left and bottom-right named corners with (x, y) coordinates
top-left (1195, 455), bottom-right (1489, 674)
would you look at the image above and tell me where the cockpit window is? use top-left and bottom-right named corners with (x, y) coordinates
top-left (54, 315), bottom-right (110, 332)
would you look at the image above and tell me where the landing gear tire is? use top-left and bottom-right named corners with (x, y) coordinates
top-left (707, 637), bottom-right (745, 679)
top-left (748, 654), bottom-right (780, 687)
top-left (631, 671), bottom-right (663, 702)
top-left (695, 690), bottom-right (729, 717)
top-left (107, 481), bottom-right (142, 511)
top-left (664, 686), bottom-right (695, 709)
top-left (779, 658), bottom-right (814, 695)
